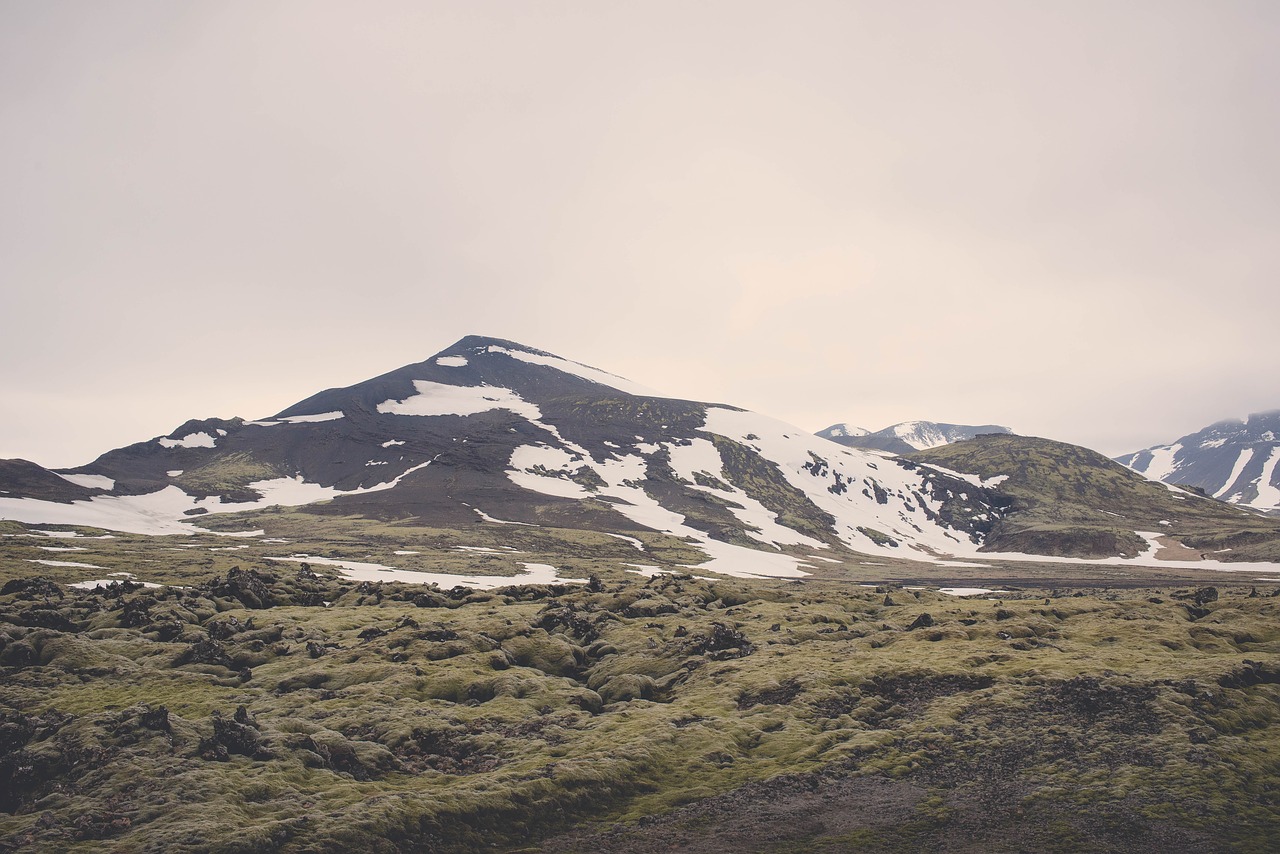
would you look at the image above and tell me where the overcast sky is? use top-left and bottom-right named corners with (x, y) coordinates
top-left (2, 1), bottom-right (1277, 468)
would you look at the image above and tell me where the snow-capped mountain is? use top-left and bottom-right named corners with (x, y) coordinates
top-left (0, 336), bottom-right (1012, 576)
top-left (819, 421), bottom-right (1012, 454)
top-left (815, 423), bottom-right (869, 440)
top-left (1117, 411), bottom-right (1280, 516)
top-left (4, 337), bottom-right (1276, 571)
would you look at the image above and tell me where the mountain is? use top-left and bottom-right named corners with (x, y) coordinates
top-left (0, 336), bottom-right (1014, 575)
top-left (1116, 411), bottom-right (1280, 516)
top-left (909, 433), bottom-right (1280, 562)
top-left (3, 337), bottom-right (1278, 571)
top-left (819, 420), bottom-right (1013, 454)
top-left (815, 423), bottom-right (868, 440)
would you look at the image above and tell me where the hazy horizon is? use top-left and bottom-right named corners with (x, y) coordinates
top-left (3, 2), bottom-right (1277, 467)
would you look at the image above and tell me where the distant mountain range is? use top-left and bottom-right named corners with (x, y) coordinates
top-left (2, 336), bottom-right (1277, 569)
top-left (817, 421), bottom-right (1013, 454)
top-left (1116, 411), bottom-right (1280, 516)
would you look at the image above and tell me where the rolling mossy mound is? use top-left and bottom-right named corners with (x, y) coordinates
top-left (3, 567), bottom-right (1280, 852)
top-left (909, 435), bottom-right (1280, 561)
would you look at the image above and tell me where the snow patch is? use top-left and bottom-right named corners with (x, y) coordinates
top-left (1215, 448), bottom-right (1256, 499)
top-left (471, 507), bottom-right (537, 526)
top-left (435, 355), bottom-right (469, 367)
top-left (377, 380), bottom-right (543, 421)
top-left (56, 473), bottom-right (115, 490)
top-left (158, 432), bottom-right (216, 449)
top-left (279, 411), bottom-right (344, 423)
top-left (605, 532), bottom-right (645, 551)
top-left (28, 559), bottom-right (102, 568)
top-left (1140, 444), bottom-right (1183, 482)
top-left (263, 555), bottom-right (586, 589)
top-left (0, 459), bottom-right (437, 537)
top-left (70, 578), bottom-right (162, 590)
top-left (1250, 446), bottom-right (1280, 510)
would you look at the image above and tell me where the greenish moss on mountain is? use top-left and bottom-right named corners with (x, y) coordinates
top-left (909, 435), bottom-right (1280, 561)
top-left (173, 453), bottom-right (284, 501)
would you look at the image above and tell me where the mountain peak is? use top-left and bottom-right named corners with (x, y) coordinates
top-left (816, 423), bottom-right (869, 439)
top-left (440, 335), bottom-right (557, 359)
top-left (820, 421), bottom-right (1013, 454)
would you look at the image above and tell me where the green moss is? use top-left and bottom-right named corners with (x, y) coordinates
top-left (3, 562), bottom-right (1280, 852)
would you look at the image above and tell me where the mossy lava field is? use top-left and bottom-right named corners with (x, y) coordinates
top-left (3, 561), bottom-right (1280, 853)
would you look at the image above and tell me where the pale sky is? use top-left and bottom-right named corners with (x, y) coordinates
top-left (2, 1), bottom-right (1277, 468)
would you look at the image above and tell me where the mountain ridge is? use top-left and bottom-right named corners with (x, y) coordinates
top-left (818, 420), bottom-right (1013, 454)
top-left (2, 336), bottom-right (1278, 571)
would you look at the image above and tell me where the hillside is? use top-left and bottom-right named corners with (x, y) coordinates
top-left (910, 434), bottom-right (1280, 562)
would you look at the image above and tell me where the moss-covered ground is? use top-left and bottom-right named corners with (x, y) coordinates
top-left (2, 516), bottom-right (1280, 852)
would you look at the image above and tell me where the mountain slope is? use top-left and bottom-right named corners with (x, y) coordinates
top-left (1117, 411), bottom-right (1280, 516)
top-left (910, 434), bottom-right (1280, 561)
top-left (820, 421), bottom-right (1012, 454)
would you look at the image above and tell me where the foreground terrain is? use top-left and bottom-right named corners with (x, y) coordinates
top-left (2, 526), bottom-right (1279, 853)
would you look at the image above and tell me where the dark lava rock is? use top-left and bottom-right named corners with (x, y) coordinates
top-left (179, 637), bottom-right (232, 667)
top-left (906, 613), bottom-right (935, 631)
top-left (738, 679), bottom-right (803, 710)
top-left (1218, 659), bottom-right (1280, 689)
top-left (208, 616), bottom-right (248, 640)
top-left (201, 708), bottom-right (271, 761)
top-left (1032, 676), bottom-right (1161, 734)
top-left (536, 605), bottom-right (601, 642)
top-left (1184, 605), bottom-right (1210, 621)
top-left (1, 577), bottom-right (64, 599)
top-left (16, 607), bottom-right (79, 632)
top-left (689, 622), bottom-right (753, 659)
top-left (138, 705), bottom-right (171, 732)
top-left (210, 567), bottom-right (275, 609)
